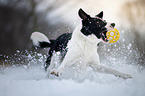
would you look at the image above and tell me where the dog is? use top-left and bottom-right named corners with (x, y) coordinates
top-left (30, 8), bottom-right (132, 79)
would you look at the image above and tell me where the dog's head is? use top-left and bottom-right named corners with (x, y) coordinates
top-left (79, 8), bottom-right (115, 42)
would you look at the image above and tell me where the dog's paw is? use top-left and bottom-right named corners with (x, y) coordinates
top-left (122, 73), bottom-right (132, 79)
top-left (50, 69), bottom-right (62, 77)
top-left (116, 73), bottom-right (132, 79)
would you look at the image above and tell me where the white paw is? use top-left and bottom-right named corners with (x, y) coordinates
top-left (116, 73), bottom-right (132, 79)
top-left (122, 73), bottom-right (132, 79)
top-left (50, 69), bottom-right (62, 77)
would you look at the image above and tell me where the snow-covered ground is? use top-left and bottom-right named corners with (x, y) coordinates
top-left (0, 48), bottom-right (145, 96)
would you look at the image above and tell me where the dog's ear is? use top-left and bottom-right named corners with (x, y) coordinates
top-left (78, 8), bottom-right (90, 20)
top-left (96, 11), bottom-right (103, 18)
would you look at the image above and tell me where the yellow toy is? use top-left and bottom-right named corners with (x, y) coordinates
top-left (106, 28), bottom-right (120, 43)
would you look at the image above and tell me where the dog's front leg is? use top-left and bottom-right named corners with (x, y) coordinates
top-left (89, 64), bottom-right (132, 79)
top-left (50, 61), bottom-right (67, 76)
top-left (51, 51), bottom-right (81, 77)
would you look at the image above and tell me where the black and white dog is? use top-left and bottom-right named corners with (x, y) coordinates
top-left (30, 8), bottom-right (132, 79)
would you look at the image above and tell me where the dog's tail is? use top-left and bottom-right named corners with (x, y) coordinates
top-left (30, 32), bottom-right (53, 48)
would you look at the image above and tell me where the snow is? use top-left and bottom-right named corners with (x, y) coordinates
top-left (0, 50), bottom-right (145, 96)
top-left (0, 68), bottom-right (145, 96)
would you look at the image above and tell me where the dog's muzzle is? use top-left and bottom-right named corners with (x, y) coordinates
top-left (101, 31), bottom-right (109, 42)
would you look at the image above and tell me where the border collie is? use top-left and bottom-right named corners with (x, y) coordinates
top-left (30, 8), bottom-right (132, 79)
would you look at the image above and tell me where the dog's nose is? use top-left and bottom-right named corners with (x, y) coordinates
top-left (111, 23), bottom-right (115, 28)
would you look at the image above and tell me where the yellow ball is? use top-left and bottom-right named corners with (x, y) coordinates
top-left (106, 28), bottom-right (120, 43)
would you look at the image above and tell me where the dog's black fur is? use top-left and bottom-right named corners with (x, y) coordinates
top-left (44, 33), bottom-right (72, 71)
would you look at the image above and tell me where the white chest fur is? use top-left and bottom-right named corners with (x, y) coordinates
top-left (64, 24), bottom-right (101, 66)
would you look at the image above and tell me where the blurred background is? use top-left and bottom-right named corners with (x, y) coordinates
top-left (0, 0), bottom-right (145, 66)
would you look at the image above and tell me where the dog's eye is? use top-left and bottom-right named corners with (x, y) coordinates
top-left (96, 19), bottom-right (102, 24)
top-left (96, 20), bottom-right (100, 23)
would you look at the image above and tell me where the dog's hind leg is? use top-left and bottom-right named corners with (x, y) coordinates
top-left (89, 63), bottom-right (132, 79)
top-left (44, 49), bottom-right (54, 71)
top-left (45, 55), bottom-right (51, 71)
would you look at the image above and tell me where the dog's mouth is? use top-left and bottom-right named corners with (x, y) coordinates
top-left (100, 23), bottom-right (115, 42)
top-left (100, 30), bottom-right (108, 42)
